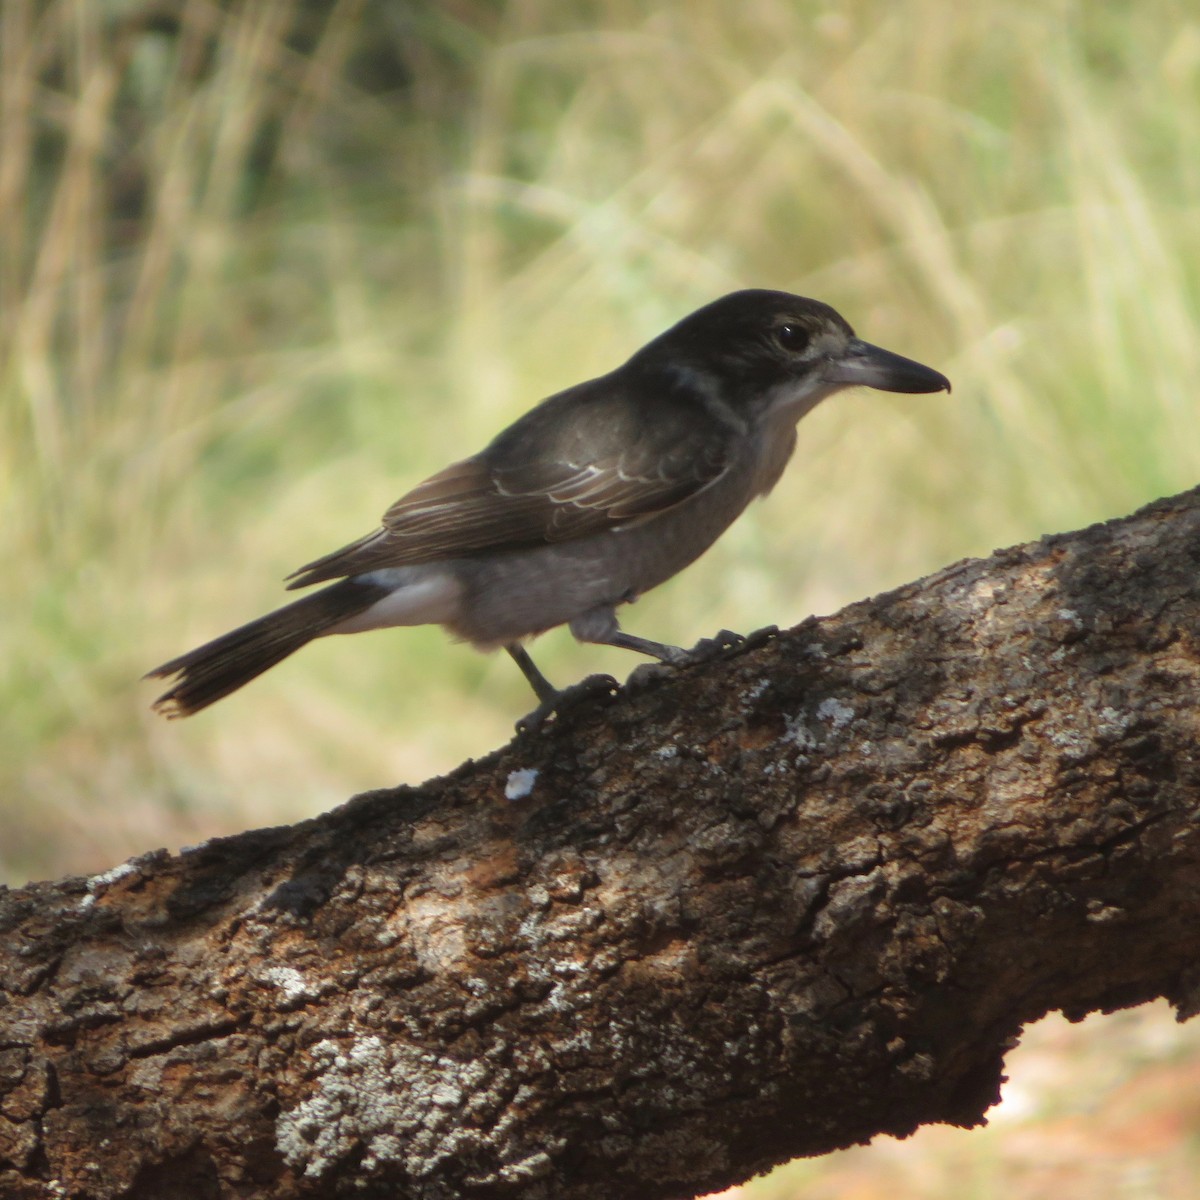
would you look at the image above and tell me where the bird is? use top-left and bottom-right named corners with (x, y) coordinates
top-left (147, 289), bottom-right (951, 728)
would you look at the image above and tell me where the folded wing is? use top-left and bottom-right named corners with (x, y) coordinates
top-left (285, 379), bottom-right (731, 589)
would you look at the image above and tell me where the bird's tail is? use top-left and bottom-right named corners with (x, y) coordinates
top-left (146, 578), bottom-right (386, 718)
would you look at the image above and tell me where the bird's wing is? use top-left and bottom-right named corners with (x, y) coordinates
top-left (285, 381), bottom-right (732, 589)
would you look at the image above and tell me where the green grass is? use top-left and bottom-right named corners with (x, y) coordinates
top-left (3, 0), bottom-right (1199, 886)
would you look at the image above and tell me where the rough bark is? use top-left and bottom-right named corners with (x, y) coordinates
top-left (4, 486), bottom-right (1200, 1200)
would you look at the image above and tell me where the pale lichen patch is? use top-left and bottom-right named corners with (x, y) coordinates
top-left (85, 861), bottom-right (138, 892)
top-left (260, 966), bottom-right (317, 1007)
top-left (783, 714), bottom-right (817, 751)
top-left (816, 697), bottom-right (855, 730)
top-left (276, 1035), bottom-right (501, 1180)
top-left (79, 859), bottom-right (142, 911)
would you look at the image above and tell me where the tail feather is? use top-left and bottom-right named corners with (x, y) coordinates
top-left (146, 579), bottom-right (386, 718)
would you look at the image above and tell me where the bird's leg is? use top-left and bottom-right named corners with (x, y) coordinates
top-left (571, 607), bottom-right (746, 668)
top-left (509, 608), bottom-right (758, 732)
top-left (605, 629), bottom-right (750, 689)
top-left (506, 643), bottom-right (618, 733)
top-left (600, 630), bottom-right (691, 665)
top-left (506, 643), bottom-right (558, 705)
top-left (560, 610), bottom-right (749, 707)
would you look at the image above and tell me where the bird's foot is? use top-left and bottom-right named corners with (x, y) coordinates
top-left (630, 626), bottom-right (781, 691)
top-left (685, 624), bottom-right (779, 661)
top-left (515, 673), bottom-right (619, 733)
top-left (742, 624), bottom-right (780, 650)
top-left (683, 628), bottom-right (747, 663)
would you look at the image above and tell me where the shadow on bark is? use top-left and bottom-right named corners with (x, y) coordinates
top-left (3, 487), bottom-right (1200, 1199)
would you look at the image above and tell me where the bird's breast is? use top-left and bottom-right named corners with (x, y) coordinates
top-left (444, 435), bottom-right (787, 648)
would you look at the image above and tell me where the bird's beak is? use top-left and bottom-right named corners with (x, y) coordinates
top-left (824, 338), bottom-right (951, 394)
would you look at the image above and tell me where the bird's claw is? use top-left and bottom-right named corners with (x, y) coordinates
top-left (684, 628), bottom-right (747, 663)
top-left (742, 624), bottom-right (779, 650)
top-left (641, 628), bottom-right (765, 679)
top-left (515, 673), bottom-right (619, 733)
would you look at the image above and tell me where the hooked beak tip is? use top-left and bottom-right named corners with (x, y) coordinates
top-left (828, 339), bottom-right (952, 396)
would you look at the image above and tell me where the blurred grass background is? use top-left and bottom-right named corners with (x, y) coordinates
top-left (3, 1), bottom-right (1199, 1194)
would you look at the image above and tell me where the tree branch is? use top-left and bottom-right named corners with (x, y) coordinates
top-left (4, 487), bottom-right (1200, 1200)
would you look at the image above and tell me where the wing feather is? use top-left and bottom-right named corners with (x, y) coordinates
top-left (286, 378), bottom-right (731, 589)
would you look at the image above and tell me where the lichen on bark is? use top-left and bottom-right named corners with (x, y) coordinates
top-left (3, 487), bottom-right (1200, 1199)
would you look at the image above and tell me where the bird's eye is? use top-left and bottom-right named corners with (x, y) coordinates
top-left (775, 323), bottom-right (809, 353)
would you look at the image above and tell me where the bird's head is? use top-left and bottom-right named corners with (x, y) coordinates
top-left (634, 289), bottom-right (951, 423)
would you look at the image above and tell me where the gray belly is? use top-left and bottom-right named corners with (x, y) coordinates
top-left (445, 452), bottom-right (766, 647)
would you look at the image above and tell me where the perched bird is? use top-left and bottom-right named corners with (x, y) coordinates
top-left (147, 289), bottom-right (950, 727)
